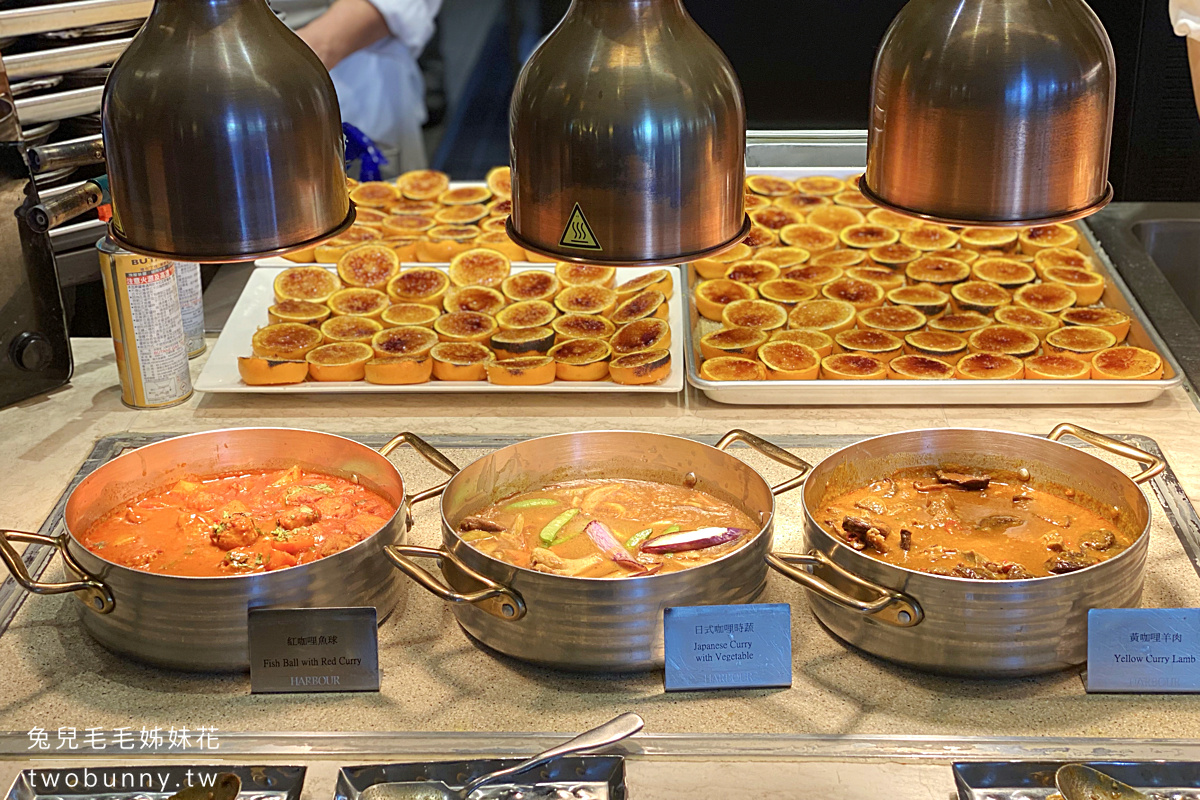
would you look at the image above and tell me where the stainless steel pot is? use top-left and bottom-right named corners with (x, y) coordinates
top-left (386, 429), bottom-right (826, 672)
top-left (768, 424), bottom-right (1163, 677)
top-left (0, 429), bottom-right (453, 671)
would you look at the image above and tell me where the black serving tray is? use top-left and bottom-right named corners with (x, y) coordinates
top-left (335, 757), bottom-right (625, 800)
top-left (7, 766), bottom-right (305, 800)
top-left (954, 761), bottom-right (1200, 800)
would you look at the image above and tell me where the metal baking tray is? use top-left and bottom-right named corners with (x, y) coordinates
top-left (335, 757), bottom-right (625, 800)
top-left (953, 761), bottom-right (1200, 800)
top-left (684, 166), bottom-right (1185, 405)
top-left (6, 766), bottom-right (305, 800)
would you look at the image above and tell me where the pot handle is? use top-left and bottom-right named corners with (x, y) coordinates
top-left (383, 543), bottom-right (527, 621)
top-left (766, 550), bottom-right (922, 627)
top-left (379, 432), bottom-right (461, 505)
top-left (716, 429), bottom-right (813, 496)
top-left (1047, 423), bottom-right (1165, 484)
top-left (0, 529), bottom-right (114, 613)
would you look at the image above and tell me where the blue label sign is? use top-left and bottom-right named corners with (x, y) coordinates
top-left (1087, 608), bottom-right (1200, 693)
top-left (663, 603), bottom-right (792, 692)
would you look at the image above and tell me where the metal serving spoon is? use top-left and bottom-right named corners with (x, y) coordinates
top-left (360, 713), bottom-right (645, 800)
top-left (1056, 765), bottom-right (1149, 800)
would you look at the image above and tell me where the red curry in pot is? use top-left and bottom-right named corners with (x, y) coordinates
top-left (80, 466), bottom-right (395, 576)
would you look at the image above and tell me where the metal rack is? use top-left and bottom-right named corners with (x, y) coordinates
top-left (0, 0), bottom-right (147, 407)
top-left (0, 0), bottom-right (149, 287)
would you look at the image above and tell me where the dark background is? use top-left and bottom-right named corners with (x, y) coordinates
top-left (685, 0), bottom-right (1200, 202)
top-left (438, 0), bottom-right (1200, 202)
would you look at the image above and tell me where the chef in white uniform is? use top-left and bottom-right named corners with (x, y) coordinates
top-left (1170, 0), bottom-right (1200, 117)
top-left (274, 0), bottom-right (442, 177)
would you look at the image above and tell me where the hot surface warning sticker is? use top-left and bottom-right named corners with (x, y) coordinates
top-left (559, 203), bottom-right (602, 250)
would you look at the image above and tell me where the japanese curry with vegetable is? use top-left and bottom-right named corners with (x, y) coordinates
top-left (81, 467), bottom-right (395, 576)
top-left (460, 479), bottom-right (759, 577)
top-left (815, 466), bottom-right (1132, 579)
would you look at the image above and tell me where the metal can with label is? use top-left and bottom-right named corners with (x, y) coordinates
top-left (174, 260), bottom-right (206, 357)
top-left (97, 237), bottom-right (193, 408)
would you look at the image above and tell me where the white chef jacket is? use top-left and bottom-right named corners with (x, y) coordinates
top-left (274, 0), bottom-right (442, 176)
top-left (1171, 0), bottom-right (1200, 38)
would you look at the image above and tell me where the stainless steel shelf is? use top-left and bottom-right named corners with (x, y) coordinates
top-left (2, 39), bottom-right (128, 81)
top-left (746, 129), bottom-right (868, 168)
top-left (0, 0), bottom-right (149, 38)
top-left (13, 87), bottom-right (102, 126)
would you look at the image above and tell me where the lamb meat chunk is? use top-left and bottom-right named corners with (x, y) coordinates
top-left (841, 515), bottom-right (890, 554)
top-left (976, 514), bottom-right (1025, 532)
top-left (863, 529), bottom-right (888, 553)
top-left (925, 492), bottom-right (958, 521)
top-left (1042, 531), bottom-right (1065, 553)
top-left (935, 470), bottom-right (991, 490)
top-left (1082, 529), bottom-right (1117, 551)
top-left (985, 561), bottom-right (1034, 580)
top-left (459, 516), bottom-right (506, 533)
top-left (951, 564), bottom-right (998, 580)
top-left (854, 498), bottom-right (888, 516)
top-left (899, 529), bottom-right (912, 552)
top-left (1045, 551), bottom-right (1096, 575)
top-left (842, 516), bottom-right (891, 537)
top-left (1006, 564), bottom-right (1034, 580)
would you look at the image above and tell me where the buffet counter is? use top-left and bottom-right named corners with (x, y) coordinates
top-left (6, 736), bottom-right (1200, 800)
top-left (1, 337), bottom-right (1199, 740)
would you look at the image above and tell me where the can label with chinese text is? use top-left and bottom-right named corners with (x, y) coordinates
top-left (97, 237), bottom-right (193, 408)
top-left (174, 260), bottom-right (206, 357)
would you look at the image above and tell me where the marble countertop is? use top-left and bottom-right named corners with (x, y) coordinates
top-left (7, 338), bottom-right (1200, 535)
top-left (2, 338), bottom-right (1200, 740)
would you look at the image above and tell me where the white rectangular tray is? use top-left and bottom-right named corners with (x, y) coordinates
top-left (685, 166), bottom-right (1185, 405)
top-left (196, 261), bottom-right (684, 394)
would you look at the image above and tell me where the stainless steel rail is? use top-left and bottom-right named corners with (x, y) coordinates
top-left (745, 129), bottom-right (868, 169)
top-left (3, 39), bottom-right (129, 81)
top-left (13, 86), bottom-right (101, 126)
top-left (0, 0), bottom-right (150, 38)
top-left (1085, 202), bottom-right (1200, 404)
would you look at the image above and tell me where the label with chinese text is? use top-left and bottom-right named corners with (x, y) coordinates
top-left (248, 607), bottom-right (379, 693)
top-left (1087, 608), bottom-right (1200, 693)
top-left (663, 603), bottom-right (792, 691)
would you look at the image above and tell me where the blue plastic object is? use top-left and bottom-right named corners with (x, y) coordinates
top-left (93, 174), bottom-right (111, 205)
top-left (343, 123), bottom-right (388, 182)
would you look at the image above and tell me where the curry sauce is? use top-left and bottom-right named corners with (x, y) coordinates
top-left (815, 467), bottom-right (1130, 579)
top-left (463, 478), bottom-right (758, 578)
top-left (81, 467), bottom-right (395, 576)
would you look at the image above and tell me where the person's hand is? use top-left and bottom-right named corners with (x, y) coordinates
top-left (296, 0), bottom-right (391, 71)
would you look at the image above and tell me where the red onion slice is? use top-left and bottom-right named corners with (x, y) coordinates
top-left (639, 527), bottom-right (747, 554)
top-left (584, 520), bottom-right (642, 568)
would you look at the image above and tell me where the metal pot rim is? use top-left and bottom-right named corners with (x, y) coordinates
top-left (439, 429), bottom-right (780, 583)
top-left (62, 427), bottom-right (407, 582)
top-left (803, 425), bottom-right (1153, 585)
